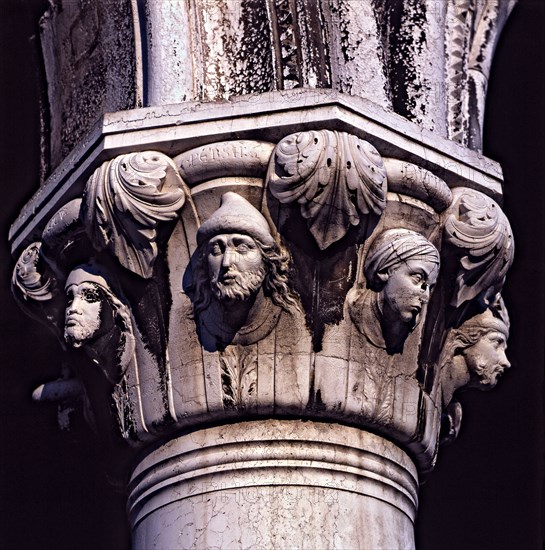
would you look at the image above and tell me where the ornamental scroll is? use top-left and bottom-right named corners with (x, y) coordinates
top-left (82, 151), bottom-right (189, 278)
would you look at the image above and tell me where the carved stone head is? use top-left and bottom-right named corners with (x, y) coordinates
top-left (191, 193), bottom-right (296, 315)
top-left (457, 303), bottom-right (511, 390)
top-left (439, 297), bottom-right (511, 411)
top-left (364, 228), bottom-right (440, 327)
top-left (64, 262), bottom-right (130, 349)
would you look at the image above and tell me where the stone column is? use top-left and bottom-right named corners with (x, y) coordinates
top-left (129, 420), bottom-right (418, 549)
top-left (10, 2), bottom-right (517, 549)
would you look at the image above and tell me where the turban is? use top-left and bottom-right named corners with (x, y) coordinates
top-left (197, 192), bottom-right (274, 247)
top-left (364, 229), bottom-right (439, 291)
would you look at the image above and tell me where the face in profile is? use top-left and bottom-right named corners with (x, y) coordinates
top-left (64, 282), bottom-right (105, 348)
top-left (464, 329), bottom-right (511, 389)
top-left (207, 233), bottom-right (266, 302)
top-left (381, 259), bottom-right (440, 324)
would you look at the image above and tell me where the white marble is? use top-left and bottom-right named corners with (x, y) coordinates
top-left (129, 420), bottom-right (418, 550)
top-left (10, 3), bottom-right (518, 549)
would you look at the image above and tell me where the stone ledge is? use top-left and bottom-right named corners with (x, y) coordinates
top-left (10, 89), bottom-right (502, 256)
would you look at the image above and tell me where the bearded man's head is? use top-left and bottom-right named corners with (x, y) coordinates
top-left (190, 193), bottom-right (298, 315)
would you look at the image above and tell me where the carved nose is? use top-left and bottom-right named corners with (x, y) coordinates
top-left (222, 249), bottom-right (237, 267)
top-left (67, 298), bottom-right (83, 315)
top-left (420, 286), bottom-right (430, 303)
top-left (501, 353), bottom-right (511, 370)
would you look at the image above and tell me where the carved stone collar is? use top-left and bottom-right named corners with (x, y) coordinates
top-left (199, 293), bottom-right (283, 350)
top-left (350, 288), bottom-right (387, 350)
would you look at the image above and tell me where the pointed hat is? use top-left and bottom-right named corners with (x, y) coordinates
top-left (197, 192), bottom-right (274, 246)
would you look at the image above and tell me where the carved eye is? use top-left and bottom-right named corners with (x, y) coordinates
top-left (209, 242), bottom-right (223, 256)
top-left (487, 333), bottom-right (506, 349)
top-left (236, 243), bottom-right (251, 253)
top-left (82, 288), bottom-right (101, 303)
top-left (494, 337), bottom-right (505, 348)
top-left (411, 273), bottom-right (424, 285)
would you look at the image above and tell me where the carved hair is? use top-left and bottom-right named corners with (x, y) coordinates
top-left (190, 238), bottom-right (299, 316)
top-left (90, 283), bottom-right (131, 334)
top-left (443, 324), bottom-right (503, 361)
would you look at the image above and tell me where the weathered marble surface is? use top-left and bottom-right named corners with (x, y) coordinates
top-left (11, 117), bottom-right (514, 474)
top-left (129, 420), bottom-right (418, 550)
top-left (10, 2), bottom-right (519, 549)
top-left (39, 0), bottom-right (515, 174)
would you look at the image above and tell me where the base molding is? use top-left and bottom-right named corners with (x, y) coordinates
top-left (128, 419), bottom-right (418, 549)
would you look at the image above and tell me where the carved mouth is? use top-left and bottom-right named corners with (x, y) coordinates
top-left (65, 318), bottom-right (82, 327)
top-left (220, 273), bottom-right (239, 284)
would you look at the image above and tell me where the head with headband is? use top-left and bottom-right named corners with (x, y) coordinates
top-left (364, 228), bottom-right (440, 325)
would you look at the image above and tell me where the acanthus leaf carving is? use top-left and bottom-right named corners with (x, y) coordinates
top-left (82, 151), bottom-right (188, 278)
top-left (12, 241), bottom-right (65, 338)
top-left (444, 188), bottom-right (514, 308)
top-left (220, 347), bottom-right (258, 410)
top-left (267, 130), bottom-right (387, 250)
top-left (12, 242), bottom-right (53, 302)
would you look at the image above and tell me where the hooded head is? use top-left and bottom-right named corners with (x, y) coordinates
top-left (64, 262), bottom-right (131, 349)
top-left (196, 192), bottom-right (275, 247)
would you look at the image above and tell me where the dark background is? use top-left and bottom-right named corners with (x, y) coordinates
top-left (1, 1), bottom-right (543, 549)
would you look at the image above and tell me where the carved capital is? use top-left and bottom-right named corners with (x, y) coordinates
top-left (11, 129), bottom-right (514, 473)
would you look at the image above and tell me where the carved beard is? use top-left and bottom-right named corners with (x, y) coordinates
top-left (469, 357), bottom-right (503, 388)
top-left (210, 266), bottom-right (266, 303)
top-left (64, 313), bottom-right (102, 348)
